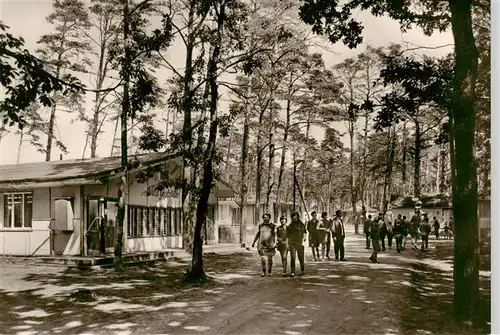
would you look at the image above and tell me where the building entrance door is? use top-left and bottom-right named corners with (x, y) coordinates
top-left (86, 197), bottom-right (118, 256)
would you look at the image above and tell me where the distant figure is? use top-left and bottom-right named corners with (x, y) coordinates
top-left (369, 213), bottom-right (383, 263)
top-left (403, 215), bottom-right (410, 250)
top-left (364, 215), bottom-right (372, 249)
top-left (393, 214), bottom-right (405, 253)
top-left (409, 213), bottom-right (420, 249)
top-left (332, 210), bottom-right (347, 261)
top-left (379, 218), bottom-right (388, 252)
top-left (432, 216), bottom-right (440, 239)
top-left (449, 216), bottom-right (454, 237)
top-left (419, 217), bottom-right (431, 251)
top-left (307, 211), bottom-right (320, 261)
top-left (318, 212), bottom-right (332, 261)
top-left (386, 220), bottom-right (394, 250)
top-left (252, 213), bottom-right (276, 277)
top-left (444, 222), bottom-right (451, 240)
top-left (287, 212), bottom-right (307, 277)
top-left (354, 214), bottom-right (359, 235)
top-left (276, 216), bottom-right (289, 277)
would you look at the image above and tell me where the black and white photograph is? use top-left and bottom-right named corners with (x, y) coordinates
top-left (0, 0), bottom-right (495, 334)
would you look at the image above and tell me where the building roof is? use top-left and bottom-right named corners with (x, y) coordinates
top-left (0, 152), bottom-right (181, 185)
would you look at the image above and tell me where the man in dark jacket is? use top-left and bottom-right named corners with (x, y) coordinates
top-left (393, 214), bottom-right (405, 253)
top-left (287, 212), bottom-right (307, 277)
top-left (432, 216), bottom-right (440, 239)
top-left (379, 219), bottom-right (387, 252)
top-left (409, 213), bottom-right (420, 249)
top-left (364, 215), bottom-right (372, 249)
top-left (420, 217), bottom-right (431, 251)
top-left (332, 210), bottom-right (346, 261)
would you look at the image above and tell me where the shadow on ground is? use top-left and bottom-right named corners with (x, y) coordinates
top-left (0, 237), bottom-right (491, 335)
top-left (0, 254), bottom-right (256, 335)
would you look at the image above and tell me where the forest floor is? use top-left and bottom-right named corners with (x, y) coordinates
top-left (0, 233), bottom-right (491, 335)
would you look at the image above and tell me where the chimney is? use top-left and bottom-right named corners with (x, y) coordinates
top-left (60, 154), bottom-right (63, 161)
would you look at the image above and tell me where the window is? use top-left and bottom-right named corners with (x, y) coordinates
top-left (3, 193), bottom-right (33, 228)
top-left (126, 205), bottom-right (182, 238)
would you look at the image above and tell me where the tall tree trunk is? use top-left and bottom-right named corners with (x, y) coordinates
top-left (187, 3), bottom-right (223, 281)
top-left (448, 0), bottom-right (480, 324)
top-left (90, 39), bottom-right (108, 158)
top-left (402, 122), bottom-right (408, 195)
top-left (114, 0), bottom-right (130, 271)
top-left (239, 106), bottom-right (250, 246)
top-left (423, 153), bottom-right (429, 193)
top-left (436, 149), bottom-right (440, 193)
top-left (360, 112), bottom-right (369, 215)
top-left (348, 118), bottom-right (357, 227)
top-left (381, 127), bottom-right (392, 213)
top-left (326, 170), bottom-right (333, 215)
top-left (111, 115), bottom-right (119, 156)
top-left (164, 108), bottom-right (170, 140)
top-left (45, 53), bottom-right (63, 162)
top-left (254, 109), bottom-right (265, 226)
top-left (181, 1), bottom-right (198, 252)
top-left (45, 104), bottom-right (58, 162)
top-left (413, 122), bottom-right (422, 198)
top-left (225, 127), bottom-right (233, 180)
top-left (384, 125), bottom-right (397, 213)
top-left (275, 89), bottom-right (292, 221)
top-left (440, 146), bottom-right (447, 193)
top-left (265, 130), bottom-right (274, 213)
top-left (301, 120), bottom-right (311, 199)
top-left (17, 131), bottom-right (24, 164)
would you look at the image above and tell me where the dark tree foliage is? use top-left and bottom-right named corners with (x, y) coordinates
top-left (108, 2), bottom-right (173, 120)
top-left (0, 21), bottom-right (83, 127)
top-left (373, 53), bottom-right (452, 130)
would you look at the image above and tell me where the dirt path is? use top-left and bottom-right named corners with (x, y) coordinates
top-left (134, 234), bottom-right (486, 335)
top-left (0, 232), bottom-right (490, 335)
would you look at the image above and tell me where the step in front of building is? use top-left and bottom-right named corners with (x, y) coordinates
top-left (1, 245), bottom-right (248, 269)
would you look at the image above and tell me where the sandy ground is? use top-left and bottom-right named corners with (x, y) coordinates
top-left (0, 232), bottom-right (491, 335)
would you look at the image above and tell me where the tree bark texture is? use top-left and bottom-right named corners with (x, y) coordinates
top-left (181, 1), bottom-right (197, 251)
top-left (114, 0), bottom-right (130, 270)
top-left (448, 0), bottom-right (481, 324)
top-left (402, 122), bottom-right (407, 195)
top-left (413, 122), bottom-right (422, 198)
top-left (275, 88), bottom-right (292, 221)
top-left (187, 3), bottom-right (224, 281)
top-left (239, 94), bottom-right (250, 246)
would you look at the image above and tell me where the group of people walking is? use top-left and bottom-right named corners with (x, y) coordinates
top-left (251, 208), bottom-right (454, 276)
top-left (251, 210), bottom-right (346, 277)
top-left (363, 211), bottom-right (453, 263)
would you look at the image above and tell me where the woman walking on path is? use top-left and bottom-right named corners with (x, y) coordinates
top-left (276, 216), bottom-right (289, 277)
top-left (307, 212), bottom-right (320, 261)
top-left (251, 213), bottom-right (277, 277)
